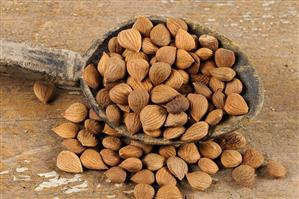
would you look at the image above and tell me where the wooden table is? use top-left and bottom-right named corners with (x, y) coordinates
top-left (1, 1), bottom-right (298, 198)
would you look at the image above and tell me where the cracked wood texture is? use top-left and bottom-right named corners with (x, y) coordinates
top-left (0, 1), bottom-right (298, 198)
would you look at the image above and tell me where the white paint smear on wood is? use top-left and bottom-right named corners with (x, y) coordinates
top-left (35, 174), bottom-right (83, 191)
top-left (16, 167), bottom-right (28, 172)
top-left (13, 175), bottom-right (31, 181)
top-left (63, 180), bottom-right (88, 194)
top-left (37, 171), bottom-right (58, 178)
top-left (0, 170), bottom-right (9, 175)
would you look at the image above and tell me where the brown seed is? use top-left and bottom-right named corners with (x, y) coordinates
top-left (103, 124), bottom-right (120, 137)
top-left (156, 167), bottom-right (177, 186)
top-left (140, 105), bottom-right (167, 131)
top-left (200, 60), bottom-right (216, 76)
top-left (89, 109), bottom-right (101, 121)
top-left (232, 165), bottom-right (255, 187)
top-left (134, 184), bottom-right (155, 199)
top-left (97, 52), bottom-right (110, 76)
top-left (212, 90), bottom-right (226, 109)
top-left (149, 62), bottom-right (172, 86)
top-left (109, 52), bottom-right (123, 60)
top-left (224, 93), bottom-right (249, 116)
top-left (221, 150), bottom-right (242, 168)
top-left (108, 36), bottom-right (123, 54)
top-left (52, 122), bottom-right (79, 138)
top-left (125, 51), bottom-right (148, 62)
top-left (166, 17), bottom-right (188, 36)
top-left (177, 70), bottom-right (189, 84)
top-left (156, 184), bottom-right (183, 199)
top-left (187, 94), bottom-right (208, 122)
top-left (159, 145), bottom-right (176, 158)
top-left (104, 166), bottom-right (127, 183)
top-left (193, 82), bottom-right (212, 99)
top-left (63, 103), bottom-right (88, 123)
top-left (165, 69), bottom-right (184, 90)
top-left (176, 49), bottom-right (194, 69)
top-left (102, 136), bottom-right (122, 151)
top-left (178, 84), bottom-right (194, 95)
top-left (77, 129), bottom-right (98, 147)
top-left (127, 76), bottom-right (153, 92)
top-left (133, 16), bottom-right (153, 37)
top-left (164, 95), bottom-right (189, 114)
top-left (199, 141), bottom-right (222, 159)
top-left (116, 104), bottom-right (131, 113)
top-left (131, 169), bottom-right (155, 185)
top-left (180, 122), bottom-right (209, 142)
top-left (150, 24), bottom-right (171, 46)
top-left (187, 53), bottom-right (200, 75)
top-left (210, 67), bottom-right (236, 81)
top-left (198, 158), bottom-right (219, 175)
top-left (83, 64), bottom-right (101, 89)
top-left (178, 143), bottom-right (201, 164)
top-left (144, 129), bottom-right (162, 138)
top-left (117, 28), bottom-right (142, 52)
top-left (62, 139), bottom-right (85, 154)
top-left (217, 131), bottom-right (247, 150)
top-left (198, 34), bottom-right (219, 51)
top-left (109, 83), bottom-right (132, 105)
top-left (151, 84), bottom-right (179, 104)
top-left (143, 153), bottom-right (165, 171)
top-left (186, 171), bottom-right (212, 191)
top-left (130, 140), bottom-right (153, 154)
top-left (100, 148), bottom-right (121, 167)
top-left (80, 149), bottom-right (108, 170)
top-left (96, 87), bottom-right (113, 108)
top-left (163, 127), bottom-right (186, 140)
top-left (191, 74), bottom-right (210, 85)
top-left (175, 29), bottom-right (196, 51)
top-left (150, 56), bottom-right (158, 65)
top-left (205, 109), bottom-right (223, 126)
top-left (142, 37), bottom-right (158, 54)
top-left (84, 119), bottom-right (103, 135)
top-left (267, 160), bottom-right (287, 178)
top-left (106, 104), bottom-right (122, 126)
top-left (209, 77), bottom-right (225, 92)
top-left (242, 148), bottom-right (264, 169)
top-left (119, 157), bottom-right (143, 172)
top-left (33, 81), bottom-right (55, 104)
top-left (104, 56), bottom-right (126, 83)
top-left (164, 112), bottom-right (188, 127)
top-left (156, 46), bottom-right (177, 65)
top-left (56, 151), bottom-right (83, 173)
top-left (195, 48), bottom-right (213, 61)
top-left (167, 156), bottom-right (188, 181)
top-left (128, 89), bottom-right (149, 113)
top-left (127, 59), bottom-right (149, 81)
top-left (124, 112), bottom-right (142, 134)
top-left (215, 48), bottom-right (235, 68)
top-left (119, 144), bottom-right (143, 159)
top-left (225, 78), bottom-right (243, 95)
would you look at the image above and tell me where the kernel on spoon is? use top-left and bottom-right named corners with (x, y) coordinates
top-left (0, 16), bottom-right (264, 145)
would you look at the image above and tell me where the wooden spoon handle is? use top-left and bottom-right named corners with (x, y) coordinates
top-left (0, 39), bottom-right (84, 89)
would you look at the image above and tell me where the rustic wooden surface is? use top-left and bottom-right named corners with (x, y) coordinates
top-left (0, 0), bottom-right (298, 198)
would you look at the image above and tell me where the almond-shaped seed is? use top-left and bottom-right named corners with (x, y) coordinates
top-left (63, 103), bottom-right (88, 123)
top-left (242, 148), bottom-right (264, 169)
top-left (187, 53), bottom-right (200, 74)
top-left (100, 148), bottom-right (121, 167)
top-left (216, 131), bottom-right (247, 150)
top-left (225, 78), bottom-right (243, 95)
top-left (150, 24), bottom-right (171, 47)
top-left (109, 52), bottom-right (123, 60)
top-left (131, 169), bottom-right (155, 185)
top-left (267, 160), bottom-right (287, 178)
top-left (180, 122), bottom-right (209, 142)
top-left (175, 29), bottom-right (196, 51)
top-left (144, 129), bottom-right (162, 138)
top-left (232, 165), bottom-right (255, 187)
top-left (33, 81), bottom-right (55, 104)
top-left (83, 64), bottom-right (100, 89)
top-left (133, 16), bottom-right (153, 37)
top-left (159, 145), bottom-right (176, 158)
top-left (119, 157), bottom-right (143, 172)
top-left (116, 104), bottom-right (131, 113)
top-left (140, 105), bottom-right (167, 131)
top-left (103, 124), bottom-right (120, 137)
top-left (97, 52), bottom-right (110, 76)
top-left (167, 156), bottom-right (188, 181)
top-left (96, 87), bottom-right (113, 108)
top-left (102, 136), bottom-right (122, 151)
top-left (187, 93), bottom-right (208, 122)
top-left (164, 112), bottom-right (188, 127)
top-left (119, 144), bottom-right (143, 159)
top-left (210, 67), bottom-right (236, 81)
top-left (195, 48), bottom-right (213, 61)
top-left (199, 141), bottom-right (222, 159)
top-left (134, 184), bottom-right (155, 199)
top-left (108, 37), bottom-right (123, 54)
top-left (215, 48), bottom-right (235, 68)
top-left (205, 109), bottom-right (223, 126)
top-left (127, 76), bottom-right (153, 92)
top-left (109, 83), bottom-right (132, 105)
top-left (104, 166), bottom-right (127, 183)
top-left (163, 127), bottom-right (186, 140)
top-left (178, 84), bottom-right (194, 95)
top-left (56, 151), bottom-right (83, 173)
top-left (177, 70), bottom-right (189, 84)
top-left (156, 184), bottom-right (183, 199)
top-left (164, 95), bottom-right (189, 114)
top-left (89, 109), bottom-right (101, 121)
top-left (104, 56), bottom-right (126, 83)
top-left (224, 93), bottom-right (248, 116)
top-left (178, 143), bottom-right (201, 164)
top-left (150, 56), bottom-right (158, 65)
top-left (130, 140), bottom-right (153, 154)
top-left (80, 149), bottom-right (108, 170)
top-left (198, 34), bottom-right (219, 51)
top-left (77, 129), bottom-right (98, 147)
top-left (106, 104), bottom-right (122, 126)
top-left (149, 62), bottom-right (172, 86)
top-left (156, 46), bottom-right (176, 65)
top-left (143, 153), bottom-right (165, 171)
top-left (117, 28), bottom-right (142, 52)
top-left (221, 150), bottom-right (242, 168)
top-left (166, 17), bottom-right (188, 36)
top-left (186, 171), bottom-right (212, 191)
top-left (127, 59), bottom-right (149, 81)
top-left (156, 167), bottom-right (177, 186)
top-left (142, 38), bottom-right (158, 54)
top-left (151, 84), bottom-right (179, 104)
top-left (125, 51), bottom-right (148, 62)
top-left (52, 122), bottom-right (79, 138)
top-left (84, 119), bottom-right (103, 135)
top-left (128, 89), bottom-right (150, 113)
top-left (212, 90), bottom-right (226, 109)
top-left (200, 60), bottom-right (216, 76)
top-left (198, 158), bottom-right (219, 175)
top-left (191, 74), bottom-right (210, 85)
top-left (209, 77), bottom-right (225, 92)
top-left (193, 82), bottom-right (212, 99)
top-left (165, 69), bottom-right (184, 90)
top-left (176, 49), bottom-right (194, 69)
top-left (62, 139), bottom-right (85, 154)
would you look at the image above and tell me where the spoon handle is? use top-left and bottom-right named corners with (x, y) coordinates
top-left (0, 39), bottom-right (84, 89)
